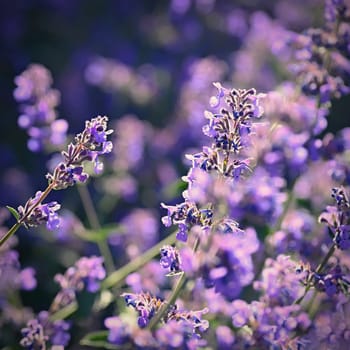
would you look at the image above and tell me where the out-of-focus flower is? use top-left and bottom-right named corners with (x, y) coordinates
top-left (254, 254), bottom-right (306, 306)
top-left (20, 311), bottom-right (70, 349)
top-left (14, 64), bottom-right (68, 152)
top-left (52, 256), bottom-right (105, 310)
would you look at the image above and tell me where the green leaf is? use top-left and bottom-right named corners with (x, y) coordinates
top-left (6, 206), bottom-right (20, 221)
top-left (80, 331), bottom-right (122, 349)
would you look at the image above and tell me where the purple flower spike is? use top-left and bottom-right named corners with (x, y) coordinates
top-left (47, 116), bottom-right (113, 190)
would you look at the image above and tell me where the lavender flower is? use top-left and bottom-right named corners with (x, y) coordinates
top-left (20, 311), bottom-right (70, 349)
top-left (14, 64), bottom-right (68, 152)
top-left (52, 256), bottom-right (106, 310)
top-left (46, 115), bottom-right (113, 190)
top-left (186, 82), bottom-right (264, 180)
top-left (161, 201), bottom-right (213, 242)
top-left (17, 191), bottom-right (61, 231)
top-left (121, 292), bottom-right (165, 328)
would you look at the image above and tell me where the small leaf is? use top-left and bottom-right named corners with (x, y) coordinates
top-left (80, 331), bottom-right (122, 349)
top-left (6, 206), bottom-right (20, 221)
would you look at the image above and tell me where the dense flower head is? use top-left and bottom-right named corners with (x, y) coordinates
top-left (17, 191), bottom-right (61, 231)
top-left (13, 63), bottom-right (68, 152)
top-left (20, 310), bottom-right (70, 349)
top-left (46, 116), bottom-right (113, 190)
top-left (186, 82), bottom-right (264, 180)
top-left (52, 256), bottom-right (105, 310)
top-left (121, 292), bottom-right (165, 328)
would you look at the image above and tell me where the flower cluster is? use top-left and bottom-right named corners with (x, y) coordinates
top-left (121, 292), bottom-right (165, 328)
top-left (46, 115), bottom-right (113, 190)
top-left (52, 256), bottom-right (106, 311)
top-left (14, 64), bottom-right (68, 152)
top-left (20, 311), bottom-right (70, 349)
top-left (17, 191), bottom-right (61, 231)
top-left (187, 83), bottom-right (264, 180)
top-left (161, 201), bottom-right (213, 242)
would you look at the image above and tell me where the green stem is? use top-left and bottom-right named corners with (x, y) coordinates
top-left (148, 236), bottom-right (201, 331)
top-left (102, 230), bottom-right (178, 289)
top-left (0, 222), bottom-right (21, 247)
top-left (0, 183), bottom-right (55, 247)
top-left (77, 185), bottom-right (115, 274)
top-left (272, 186), bottom-right (295, 234)
top-left (50, 301), bottom-right (78, 321)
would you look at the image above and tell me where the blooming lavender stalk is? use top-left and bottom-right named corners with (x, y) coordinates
top-left (187, 82), bottom-right (264, 179)
top-left (147, 83), bottom-right (264, 333)
top-left (0, 116), bottom-right (113, 247)
top-left (14, 64), bottom-right (68, 152)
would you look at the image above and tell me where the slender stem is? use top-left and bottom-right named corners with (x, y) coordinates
top-left (294, 242), bottom-right (336, 305)
top-left (49, 301), bottom-right (78, 322)
top-left (77, 185), bottom-right (101, 230)
top-left (270, 183), bottom-right (295, 235)
top-left (0, 222), bottom-right (21, 247)
top-left (102, 230), bottom-right (178, 289)
top-left (77, 185), bottom-right (115, 274)
top-left (0, 183), bottom-right (55, 247)
top-left (148, 236), bottom-right (201, 331)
